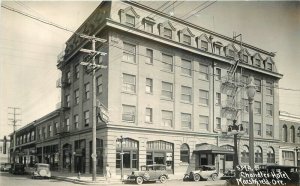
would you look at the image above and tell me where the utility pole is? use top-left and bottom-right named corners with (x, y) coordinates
top-left (79, 34), bottom-right (107, 181)
top-left (8, 107), bottom-right (21, 165)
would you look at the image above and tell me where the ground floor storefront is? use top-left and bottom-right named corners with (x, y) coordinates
top-left (22, 127), bottom-right (280, 176)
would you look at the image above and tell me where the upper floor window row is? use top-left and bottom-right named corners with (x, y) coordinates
top-left (118, 7), bottom-right (275, 72)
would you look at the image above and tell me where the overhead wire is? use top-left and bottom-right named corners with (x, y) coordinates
top-left (1, 3), bottom-right (300, 93)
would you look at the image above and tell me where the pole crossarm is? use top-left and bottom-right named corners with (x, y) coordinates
top-left (79, 34), bottom-right (107, 43)
top-left (80, 48), bottom-right (107, 56)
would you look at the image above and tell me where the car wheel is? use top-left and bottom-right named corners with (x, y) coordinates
top-left (211, 174), bottom-right (218, 181)
top-left (136, 177), bottom-right (143, 185)
top-left (159, 175), bottom-right (167, 183)
top-left (193, 174), bottom-right (201, 182)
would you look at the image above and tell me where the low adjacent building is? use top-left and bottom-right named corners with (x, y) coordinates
top-left (279, 111), bottom-right (300, 166)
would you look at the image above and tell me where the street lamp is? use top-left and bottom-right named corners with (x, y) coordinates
top-left (117, 136), bottom-right (126, 181)
top-left (227, 119), bottom-right (245, 178)
top-left (246, 76), bottom-right (256, 170)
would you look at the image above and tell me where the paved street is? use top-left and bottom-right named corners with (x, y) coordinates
top-left (0, 171), bottom-right (226, 186)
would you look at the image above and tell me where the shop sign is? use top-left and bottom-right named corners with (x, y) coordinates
top-left (166, 152), bottom-right (172, 161)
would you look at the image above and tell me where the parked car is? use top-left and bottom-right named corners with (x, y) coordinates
top-left (0, 163), bottom-right (11, 172)
top-left (184, 165), bottom-right (218, 181)
top-left (220, 169), bottom-right (235, 180)
top-left (10, 163), bottom-right (25, 174)
top-left (125, 164), bottom-right (169, 184)
top-left (31, 163), bottom-right (51, 179)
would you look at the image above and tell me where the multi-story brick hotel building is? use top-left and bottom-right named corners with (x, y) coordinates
top-left (10, 1), bottom-right (283, 177)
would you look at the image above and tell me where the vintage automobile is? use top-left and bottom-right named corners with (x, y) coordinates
top-left (125, 164), bottom-right (169, 184)
top-left (31, 163), bottom-right (51, 179)
top-left (184, 165), bottom-right (218, 181)
top-left (220, 169), bottom-right (235, 180)
top-left (0, 163), bottom-right (11, 172)
top-left (10, 163), bottom-right (25, 174)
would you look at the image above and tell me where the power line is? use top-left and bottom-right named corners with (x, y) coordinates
top-left (2, 3), bottom-right (300, 92)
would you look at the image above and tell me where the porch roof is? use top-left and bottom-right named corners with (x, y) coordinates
top-left (193, 143), bottom-right (234, 154)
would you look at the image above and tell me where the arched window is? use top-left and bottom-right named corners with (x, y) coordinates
top-left (241, 145), bottom-right (249, 163)
top-left (290, 126), bottom-right (295, 143)
top-left (267, 147), bottom-right (275, 163)
top-left (180, 143), bottom-right (190, 163)
top-left (116, 138), bottom-right (138, 171)
top-left (255, 146), bottom-right (263, 163)
top-left (282, 125), bottom-right (288, 142)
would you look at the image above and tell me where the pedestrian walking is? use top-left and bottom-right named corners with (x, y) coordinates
top-left (105, 164), bottom-right (111, 182)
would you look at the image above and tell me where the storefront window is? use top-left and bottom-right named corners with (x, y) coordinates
top-left (116, 138), bottom-right (139, 174)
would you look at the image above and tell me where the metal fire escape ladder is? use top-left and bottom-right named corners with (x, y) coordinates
top-left (221, 33), bottom-right (244, 131)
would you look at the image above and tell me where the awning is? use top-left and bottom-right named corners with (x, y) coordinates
top-left (193, 143), bottom-right (234, 154)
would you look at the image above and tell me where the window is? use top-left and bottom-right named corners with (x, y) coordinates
top-left (96, 75), bottom-right (103, 94)
top-left (181, 86), bottom-right (192, 103)
top-left (216, 117), bottom-right (221, 130)
top-left (161, 82), bottom-right (173, 100)
top-left (282, 125), bottom-right (288, 142)
top-left (74, 64), bottom-right (79, 79)
top-left (38, 129), bottom-right (41, 140)
top-left (84, 111), bottom-right (89, 126)
top-left (146, 49), bottom-right (153, 64)
top-left (266, 81), bottom-right (273, 95)
top-left (122, 74), bottom-right (136, 93)
top-left (162, 53), bottom-right (173, 72)
top-left (215, 68), bottom-right (221, 80)
top-left (31, 131), bottom-right (35, 141)
top-left (242, 121), bottom-right (249, 135)
top-left (254, 123), bottom-right (261, 136)
top-left (123, 43), bottom-right (136, 63)
top-left (145, 22), bottom-right (153, 33)
top-left (183, 34), bottom-right (191, 45)
top-left (201, 40), bottom-right (208, 51)
top-left (65, 94), bottom-right (70, 107)
top-left (216, 93), bottom-right (221, 105)
top-left (255, 59), bottom-right (261, 67)
top-left (74, 89), bottom-right (79, 104)
top-left (243, 55), bottom-right (248, 63)
top-left (199, 115), bottom-right (209, 131)
top-left (163, 28), bottom-right (172, 39)
top-left (180, 144), bottom-right (190, 163)
top-left (74, 115), bottom-right (79, 129)
top-left (242, 75), bottom-right (248, 85)
top-left (215, 46), bottom-right (221, 55)
top-left (181, 113), bottom-right (191, 129)
top-left (290, 126), bottom-right (295, 143)
top-left (125, 14), bottom-right (135, 27)
top-left (266, 103), bottom-right (273, 116)
top-left (65, 118), bottom-right (70, 131)
top-left (146, 78), bottom-right (153, 93)
top-left (199, 64), bottom-right (209, 80)
top-left (66, 71), bottom-right (71, 83)
top-left (254, 101), bottom-right (261, 114)
top-left (241, 145), bottom-right (249, 163)
top-left (267, 147), bottom-right (275, 163)
top-left (255, 146), bottom-right (263, 163)
top-left (254, 78), bottom-right (261, 92)
top-left (145, 108), bottom-right (152, 123)
top-left (48, 125), bottom-right (52, 137)
top-left (266, 124), bottom-right (273, 137)
top-left (199, 89), bottom-right (209, 106)
top-left (162, 110), bottom-right (173, 127)
top-left (84, 83), bottom-right (90, 99)
top-left (122, 105), bottom-right (136, 122)
top-left (181, 59), bottom-right (192, 76)
top-left (228, 49), bottom-right (235, 58)
top-left (266, 63), bottom-right (273, 71)
top-left (42, 127), bottom-right (46, 139)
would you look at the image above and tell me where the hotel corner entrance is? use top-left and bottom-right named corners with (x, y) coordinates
top-left (193, 143), bottom-right (234, 170)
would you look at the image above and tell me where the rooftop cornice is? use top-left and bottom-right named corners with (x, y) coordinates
top-left (124, 1), bottom-right (275, 57)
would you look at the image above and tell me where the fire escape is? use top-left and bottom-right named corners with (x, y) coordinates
top-left (220, 34), bottom-right (245, 134)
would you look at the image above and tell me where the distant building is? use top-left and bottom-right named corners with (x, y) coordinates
top-left (279, 111), bottom-right (300, 166)
top-left (10, 1), bottom-right (283, 176)
top-left (0, 136), bottom-right (10, 164)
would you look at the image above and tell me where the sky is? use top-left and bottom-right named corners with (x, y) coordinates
top-left (0, 1), bottom-right (300, 138)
